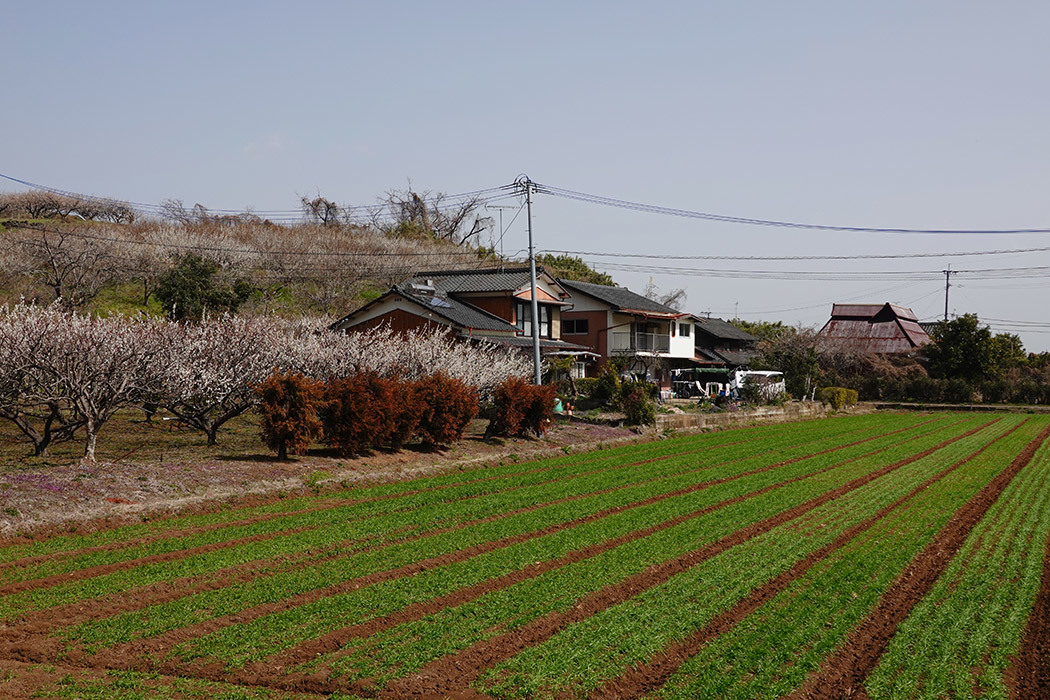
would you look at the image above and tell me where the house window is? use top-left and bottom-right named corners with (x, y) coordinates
top-left (563, 318), bottom-right (589, 335)
top-left (515, 301), bottom-right (551, 338)
top-left (679, 322), bottom-right (690, 337)
top-left (571, 361), bottom-right (587, 379)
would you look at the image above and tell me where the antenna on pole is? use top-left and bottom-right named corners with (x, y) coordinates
top-left (517, 175), bottom-right (542, 385)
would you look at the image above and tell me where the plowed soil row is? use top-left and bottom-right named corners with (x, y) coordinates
top-left (589, 419), bottom-right (1025, 700)
top-left (787, 421), bottom-right (1050, 700)
top-left (347, 421), bottom-right (997, 699)
top-left (0, 420), bottom-right (898, 644)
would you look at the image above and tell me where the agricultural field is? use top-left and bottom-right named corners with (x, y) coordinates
top-left (1, 412), bottom-right (1049, 699)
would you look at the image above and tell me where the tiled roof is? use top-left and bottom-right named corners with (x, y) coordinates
top-left (394, 286), bottom-right (518, 332)
top-left (331, 286), bottom-right (518, 334)
top-left (411, 267), bottom-right (565, 296)
top-left (478, 335), bottom-right (596, 353)
top-left (558, 279), bottom-right (680, 315)
top-left (693, 317), bottom-right (757, 342)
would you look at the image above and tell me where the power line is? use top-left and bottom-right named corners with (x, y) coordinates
top-left (541, 245), bottom-right (1050, 261)
top-left (533, 182), bottom-right (1050, 235)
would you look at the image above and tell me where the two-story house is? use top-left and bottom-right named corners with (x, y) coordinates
top-left (557, 279), bottom-right (698, 396)
top-left (330, 267), bottom-right (594, 356)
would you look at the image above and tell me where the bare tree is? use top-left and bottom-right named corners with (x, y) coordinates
top-left (9, 224), bottom-right (123, 306)
top-left (301, 195), bottom-right (341, 226)
top-left (377, 187), bottom-right (493, 246)
top-left (643, 278), bottom-right (687, 311)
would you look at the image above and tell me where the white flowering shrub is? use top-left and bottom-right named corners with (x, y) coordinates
top-left (0, 305), bottom-right (530, 460)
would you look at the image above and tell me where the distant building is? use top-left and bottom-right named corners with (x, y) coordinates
top-left (818, 303), bottom-right (930, 353)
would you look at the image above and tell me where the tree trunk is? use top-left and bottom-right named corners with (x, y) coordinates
top-left (82, 418), bottom-right (98, 464)
top-left (277, 441), bottom-right (288, 461)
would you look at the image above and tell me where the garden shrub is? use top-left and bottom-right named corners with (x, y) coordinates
top-left (817, 387), bottom-right (859, 410)
top-left (489, 376), bottom-right (557, 437)
top-left (255, 371), bottom-right (325, 460)
top-left (592, 366), bottom-right (621, 406)
top-left (574, 377), bottom-right (598, 398)
top-left (413, 372), bottom-right (479, 446)
top-left (321, 371), bottom-right (398, 456)
top-left (621, 382), bottom-right (656, 425)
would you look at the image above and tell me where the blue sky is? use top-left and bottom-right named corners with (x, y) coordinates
top-left (5, 1), bottom-right (1050, 349)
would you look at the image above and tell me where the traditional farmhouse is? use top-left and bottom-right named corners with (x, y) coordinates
top-left (818, 303), bottom-right (930, 353)
top-left (558, 279), bottom-right (698, 395)
top-left (330, 267), bottom-right (593, 356)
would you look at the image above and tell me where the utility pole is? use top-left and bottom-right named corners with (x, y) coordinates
top-left (520, 176), bottom-right (542, 384)
top-left (943, 265), bottom-right (956, 321)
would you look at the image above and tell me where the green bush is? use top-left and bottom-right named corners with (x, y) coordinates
top-left (817, 387), bottom-right (859, 410)
top-left (574, 377), bottom-right (598, 397)
top-left (592, 366), bottom-right (621, 406)
top-left (621, 383), bottom-right (656, 425)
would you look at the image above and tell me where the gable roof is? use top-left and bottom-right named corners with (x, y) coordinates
top-left (331, 285), bottom-right (519, 334)
top-left (819, 302), bottom-right (930, 352)
top-left (558, 279), bottom-right (681, 316)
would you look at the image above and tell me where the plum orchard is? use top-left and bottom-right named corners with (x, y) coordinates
top-left (0, 303), bottom-right (530, 461)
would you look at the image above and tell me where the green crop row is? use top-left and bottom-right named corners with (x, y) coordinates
top-left (172, 414), bottom-right (963, 668)
top-left (2, 413), bottom-right (889, 567)
top-left (649, 415), bottom-right (1044, 700)
top-left (865, 432), bottom-right (1050, 700)
top-left (1, 412), bottom-right (909, 587)
top-left (63, 415), bottom-right (932, 653)
top-left (476, 415), bottom-right (1026, 698)
top-left (3, 413), bottom-right (930, 624)
top-left (299, 417), bottom-right (997, 691)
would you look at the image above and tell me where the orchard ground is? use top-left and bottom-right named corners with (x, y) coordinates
top-left (0, 410), bottom-right (639, 539)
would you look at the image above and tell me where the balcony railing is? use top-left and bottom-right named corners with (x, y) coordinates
top-left (609, 331), bottom-right (670, 354)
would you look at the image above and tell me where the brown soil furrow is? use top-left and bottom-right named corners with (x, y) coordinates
top-left (785, 421), bottom-right (1050, 700)
top-left (0, 434), bottom-right (799, 642)
top-left (0, 433), bottom-right (762, 586)
top-left (587, 420), bottom-right (1025, 700)
top-left (0, 522), bottom-right (325, 598)
top-left (71, 420), bottom-right (919, 676)
top-left (377, 420), bottom-right (998, 700)
top-left (264, 419), bottom-right (952, 680)
top-left (1009, 501), bottom-right (1050, 698)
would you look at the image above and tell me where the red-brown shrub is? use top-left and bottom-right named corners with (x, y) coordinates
top-left (255, 371), bottom-right (325, 460)
top-left (321, 371), bottom-right (398, 456)
top-left (413, 372), bottom-right (479, 446)
top-left (489, 376), bottom-right (556, 438)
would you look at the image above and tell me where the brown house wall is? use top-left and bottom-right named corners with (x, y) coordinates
top-left (561, 310), bottom-right (609, 360)
top-left (351, 309), bottom-right (452, 336)
top-left (465, 297), bottom-right (514, 323)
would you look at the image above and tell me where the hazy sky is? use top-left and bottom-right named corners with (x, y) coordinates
top-left (5, 1), bottom-right (1050, 350)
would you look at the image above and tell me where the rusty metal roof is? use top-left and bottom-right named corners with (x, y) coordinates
top-left (819, 302), bottom-right (930, 353)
